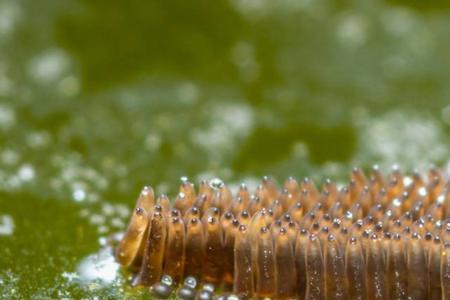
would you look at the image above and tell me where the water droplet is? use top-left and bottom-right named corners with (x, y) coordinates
top-left (209, 177), bottom-right (224, 190)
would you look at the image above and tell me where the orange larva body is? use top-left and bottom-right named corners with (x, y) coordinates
top-left (116, 168), bottom-right (450, 299)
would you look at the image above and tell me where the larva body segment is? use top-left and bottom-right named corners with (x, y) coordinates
top-left (305, 233), bottom-right (325, 300)
top-left (163, 213), bottom-right (185, 284)
top-left (345, 236), bottom-right (366, 300)
top-left (295, 229), bottom-right (309, 299)
top-left (324, 234), bottom-right (347, 300)
top-left (274, 227), bottom-right (296, 299)
top-left (114, 168), bottom-right (450, 299)
top-left (441, 243), bottom-right (450, 300)
top-left (407, 233), bottom-right (428, 300)
top-left (136, 211), bottom-right (166, 286)
top-left (386, 234), bottom-right (407, 300)
top-left (202, 215), bottom-right (223, 285)
top-left (233, 225), bottom-right (254, 299)
top-left (428, 236), bottom-right (442, 300)
top-left (115, 186), bottom-right (154, 267)
top-left (254, 226), bottom-right (276, 299)
top-left (365, 234), bottom-right (387, 300)
top-left (183, 217), bottom-right (204, 280)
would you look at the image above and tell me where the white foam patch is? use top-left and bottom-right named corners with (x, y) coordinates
top-left (76, 247), bottom-right (119, 285)
top-left (0, 215), bottom-right (14, 236)
top-left (356, 111), bottom-right (448, 170)
top-left (191, 102), bottom-right (254, 159)
top-left (28, 48), bottom-right (71, 84)
top-left (0, 103), bottom-right (15, 130)
top-left (336, 13), bottom-right (369, 47)
top-left (0, 1), bottom-right (20, 38)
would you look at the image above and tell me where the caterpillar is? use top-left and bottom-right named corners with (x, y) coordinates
top-left (115, 166), bottom-right (450, 300)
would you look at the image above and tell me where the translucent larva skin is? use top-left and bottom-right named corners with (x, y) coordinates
top-left (345, 236), bottom-right (366, 300)
top-left (183, 217), bottom-right (204, 280)
top-left (163, 215), bottom-right (185, 284)
top-left (365, 235), bottom-right (387, 300)
top-left (428, 237), bottom-right (442, 300)
top-left (156, 194), bottom-right (171, 215)
top-left (254, 226), bottom-right (276, 299)
top-left (233, 225), bottom-right (254, 299)
top-left (441, 243), bottom-right (450, 300)
top-left (386, 235), bottom-right (407, 300)
top-left (302, 178), bottom-right (319, 212)
top-left (202, 216), bottom-right (223, 285)
top-left (115, 187), bottom-right (154, 267)
top-left (295, 229), bottom-right (309, 299)
top-left (283, 177), bottom-right (299, 199)
top-left (179, 180), bottom-right (196, 208)
top-left (324, 234), bottom-right (347, 300)
top-left (222, 218), bottom-right (239, 289)
top-left (407, 233), bottom-right (428, 300)
top-left (305, 234), bottom-right (325, 300)
top-left (288, 202), bottom-right (304, 224)
top-left (274, 227), bottom-right (296, 299)
top-left (137, 211), bottom-right (167, 286)
top-left (236, 184), bottom-right (250, 209)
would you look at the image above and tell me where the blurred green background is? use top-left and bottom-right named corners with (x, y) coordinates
top-left (1, 0), bottom-right (450, 298)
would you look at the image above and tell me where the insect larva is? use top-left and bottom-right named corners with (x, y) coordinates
top-left (114, 167), bottom-right (450, 299)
